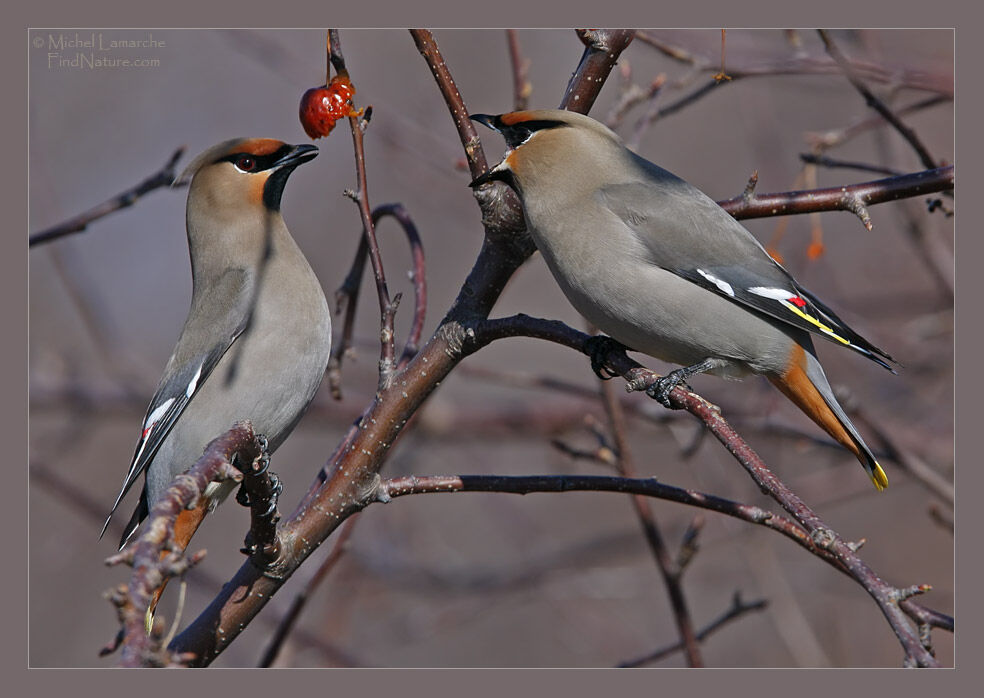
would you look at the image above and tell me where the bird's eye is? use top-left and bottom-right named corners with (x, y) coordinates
top-left (236, 156), bottom-right (257, 172)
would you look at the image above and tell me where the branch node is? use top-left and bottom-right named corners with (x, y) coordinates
top-left (842, 191), bottom-right (874, 231)
top-left (810, 526), bottom-right (836, 549)
top-left (742, 171), bottom-right (759, 202)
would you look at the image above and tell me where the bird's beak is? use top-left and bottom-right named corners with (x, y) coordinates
top-left (469, 114), bottom-right (514, 187)
top-left (274, 143), bottom-right (319, 169)
top-left (469, 113), bottom-right (500, 132)
top-left (470, 168), bottom-right (501, 188)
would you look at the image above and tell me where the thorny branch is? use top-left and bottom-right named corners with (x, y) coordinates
top-left (29, 147), bottom-right (185, 247)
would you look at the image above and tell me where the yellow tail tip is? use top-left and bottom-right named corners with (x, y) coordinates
top-left (870, 463), bottom-right (889, 491)
top-left (145, 606), bottom-right (155, 635)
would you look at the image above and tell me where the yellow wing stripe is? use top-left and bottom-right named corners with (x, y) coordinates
top-left (780, 299), bottom-right (851, 346)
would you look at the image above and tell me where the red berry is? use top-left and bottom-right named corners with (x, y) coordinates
top-left (299, 76), bottom-right (357, 139)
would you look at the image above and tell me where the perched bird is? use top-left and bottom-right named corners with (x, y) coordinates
top-left (470, 109), bottom-right (896, 490)
top-left (101, 138), bottom-right (331, 620)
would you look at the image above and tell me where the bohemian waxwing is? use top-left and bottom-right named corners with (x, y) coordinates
top-left (101, 138), bottom-right (331, 616)
top-left (470, 109), bottom-right (895, 491)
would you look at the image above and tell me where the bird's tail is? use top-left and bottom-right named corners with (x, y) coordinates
top-left (144, 501), bottom-right (210, 633)
top-left (768, 342), bottom-right (888, 491)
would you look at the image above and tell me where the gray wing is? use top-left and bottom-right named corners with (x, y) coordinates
top-left (597, 165), bottom-right (894, 369)
top-left (101, 267), bottom-right (254, 541)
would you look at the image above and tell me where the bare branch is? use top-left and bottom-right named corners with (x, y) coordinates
top-left (717, 166), bottom-right (954, 226)
top-left (599, 374), bottom-right (703, 666)
top-left (259, 516), bottom-right (358, 667)
top-left (561, 29), bottom-right (636, 110)
top-left (327, 203), bottom-right (427, 397)
top-left (331, 31), bottom-right (398, 388)
top-left (805, 95), bottom-right (950, 152)
top-left (469, 313), bottom-right (945, 666)
top-left (168, 29), bottom-right (637, 666)
top-left (409, 29), bottom-right (489, 180)
top-left (618, 592), bottom-right (768, 667)
top-left (29, 147), bottom-right (185, 247)
top-left (818, 30), bottom-right (940, 170)
top-left (506, 29), bottom-right (532, 111)
top-left (800, 153), bottom-right (903, 177)
top-left (635, 30), bottom-right (953, 97)
top-left (105, 422), bottom-right (261, 667)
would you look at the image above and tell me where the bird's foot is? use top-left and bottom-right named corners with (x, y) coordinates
top-left (645, 359), bottom-right (717, 408)
top-left (646, 370), bottom-right (690, 408)
top-left (254, 434), bottom-right (271, 475)
top-left (585, 335), bottom-right (628, 380)
top-left (263, 472), bottom-right (283, 517)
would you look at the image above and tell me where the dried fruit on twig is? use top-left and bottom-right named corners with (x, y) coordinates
top-left (299, 75), bottom-right (358, 139)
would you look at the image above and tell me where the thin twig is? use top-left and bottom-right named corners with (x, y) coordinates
top-left (506, 29), bottom-right (532, 111)
top-left (604, 63), bottom-right (666, 130)
top-left (635, 30), bottom-right (953, 97)
top-left (818, 30), bottom-right (939, 170)
top-left (799, 153), bottom-right (903, 176)
top-left (599, 374), bottom-right (703, 666)
top-left (333, 31), bottom-right (398, 389)
top-left (374, 204), bottom-right (427, 367)
top-left (327, 203), bottom-right (427, 397)
top-left (30, 147), bottom-right (185, 247)
top-left (618, 592), bottom-right (768, 667)
top-left (805, 95), bottom-right (950, 153)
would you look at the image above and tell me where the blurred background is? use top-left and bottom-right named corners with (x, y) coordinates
top-left (28, 29), bottom-right (953, 667)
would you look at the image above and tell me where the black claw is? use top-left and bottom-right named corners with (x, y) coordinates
top-left (585, 335), bottom-right (627, 380)
top-left (646, 372), bottom-right (688, 408)
top-left (236, 487), bottom-right (251, 507)
top-left (645, 359), bottom-right (716, 408)
top-left (262, 473), bottom-right (282, 518)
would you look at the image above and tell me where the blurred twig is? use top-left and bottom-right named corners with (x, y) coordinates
top-left (259, 516), bottom-right (358, 667)
top-left (30, 147), bottom-right (185, 247)
top-left (618, 592), bottom-right (768, 667)
top-left (818, 30), bottom-right (940, 170)
top-left (635, 30), bottom-right (953, 96)
top-left (598, 369), bottom-right (703, 666)
top-left (506, 29), bottom-right (532, 111)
